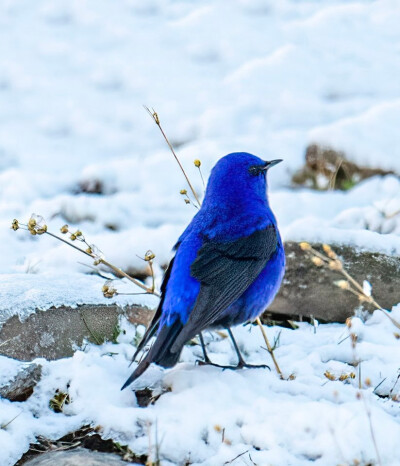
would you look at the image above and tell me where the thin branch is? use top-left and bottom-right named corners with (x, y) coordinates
top-left (256, 317), bottom-right (283, 379)
top-left (144, 106), bottom-right (201, 207)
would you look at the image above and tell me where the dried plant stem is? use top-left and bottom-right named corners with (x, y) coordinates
top-left (256, 317), bottom-right (283, 379)
top-left (1, 411), bottom-right (22, 429)
top-left (144, 106), bottom-right (201, 208)
top-left (45, 231), bottom-right (92, 258)
top-left (348, 321), bottom-right (382, 466)
top-left (148, 260), bottom-right (156, 293)
top-left (302, 243), bottom-right (400, 330)
top-left (386, 208), bottom-right (400, 219)
top-left (363, 395), bottom-right (382, 466)
top-left (100, 258), bottom-right (159, 296)
top-left (46, 230), bottom-right (158, 296)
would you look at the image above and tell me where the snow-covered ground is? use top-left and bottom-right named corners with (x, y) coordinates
top-left (3, 312), bottom-right (400, 465)
top-left (1, 0), bottom-right (400, 465)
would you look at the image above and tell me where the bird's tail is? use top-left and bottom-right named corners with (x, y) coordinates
top-left (121, 319), bottom-right (184, 390)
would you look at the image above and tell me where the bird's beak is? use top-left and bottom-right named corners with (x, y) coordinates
top-left (263, 159), bottom-right (283, 171)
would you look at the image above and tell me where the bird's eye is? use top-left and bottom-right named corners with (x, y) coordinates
top-left (248, 166), bottom-right (262, 176)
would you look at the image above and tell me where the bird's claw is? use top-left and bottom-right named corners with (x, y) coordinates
top-left (196, 359), bottom-right (270, 371)
top-left (236, 362), bottom-right (271, 371)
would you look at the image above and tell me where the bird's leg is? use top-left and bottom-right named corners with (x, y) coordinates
top-left (227, 327), bottom-right (270, 370)
top-left (199, 332), bottom-right (212, 364)
top-left (196, 332), bottom-right (234, 368)
top-left (196, 329), bottom-right (270, 371)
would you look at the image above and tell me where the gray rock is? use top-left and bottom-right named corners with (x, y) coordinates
top-left (0, 304), bottom-right (152, 361)
top-left (1, 243), bottom-right (399, 363)
top-left (23, 448), bottom-right (131, 466)
top-left (0, 363), bottom-right (42, 401)
top-left (268, 242), bottom-right (400, 323)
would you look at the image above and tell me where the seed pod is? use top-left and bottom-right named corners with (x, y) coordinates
top-left (144, 250), bottom-right (156, 262)
top-left (335, 280), bottom-right (350, 290)
top-left (324, 370), bottom-right (336, 381)
top-left (37, 225), bottom-right (48, 235)
top-left (329, 259), bottom-right (342, 271)
top-left (11, 219), bottom-right (19, 231)
top-left (299, 242), bottom-right (311, 251)
top-left (60, 225), bottom-right (69, 234)
top-left (194, 159), bottom-right (201, 167)
top-left (180, 189), bottom-right (187, 195)
top-left (311, 256), bottom-right (324, 267)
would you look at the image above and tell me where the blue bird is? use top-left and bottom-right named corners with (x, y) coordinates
top-left (122, 152), bottom-right (285, 390)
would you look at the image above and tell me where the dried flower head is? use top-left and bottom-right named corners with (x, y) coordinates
top-left (350, 333), bottom-right (358, 345)
top-left (180, 189), bottom-right (187, 195)
top-left (324, 370), bottom-right (336, 381)
top-left (36, 225), bottom-right (47, 235)
top-left (184, 199), bottom-right (190, 204)
top-left (299, 242), bottom-right (311, 251)
top-left (194, 159), bottom-right (201, 167)
top-left (329, 259), bottom-right (343, 271)
top-left (60, 224), bottom-right (69, 234)
top-left (323, 244), bottom-right (337, 259)
top-left (335, 280), bottom-right (350, 290)
top-left (144, 250), bottom-right (156, 262)
top-left (11, 219), bottom-right (19, 231)
top-left (49, 389), bottom-right (71, 413)
top-left (102, 280), bottom-right (117, 298)
top-left (311, 256), bottom-right (324, 267)
top-left (91, 244), bottom-right (104, 264)
top-left (86, 246), bottom-right (93, 255)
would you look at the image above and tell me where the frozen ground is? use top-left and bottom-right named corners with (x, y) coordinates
top-left (1, 0), bottom-right (400, 465)
top-left (2, 311), bottom-right (400, 466)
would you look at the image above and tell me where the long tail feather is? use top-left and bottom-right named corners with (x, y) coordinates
top-left (121, 319), bottom-right (184, 390)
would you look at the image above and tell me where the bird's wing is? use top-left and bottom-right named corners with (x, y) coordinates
top-left (131, 255), bottom-right (176, 361)
top-left (171, 225), bottom-right (278, 351)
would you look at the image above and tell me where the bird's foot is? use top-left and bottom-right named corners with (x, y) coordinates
top-left (196, 359), bottom-right (270, 371)
top-left (236, 361), bottom-right (271, 371)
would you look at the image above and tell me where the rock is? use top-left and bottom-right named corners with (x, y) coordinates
top-left (2, 243), bottom-right (399, 363)
top-left (267, 242), bottom-right (400, 323)
top-left (23, 448), bottom-right (129, 466)
top-left (0, 363), bottom-right (42, 401)
top-left (0, 304), bottom-right (152, 361)
top-left (292, 144), bottom-right (395, 190)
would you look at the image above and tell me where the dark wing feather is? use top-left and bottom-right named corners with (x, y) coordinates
top-left (171, 225), bottom-right (278, 351)
top-left (131, 255), bottom-right (176, 362)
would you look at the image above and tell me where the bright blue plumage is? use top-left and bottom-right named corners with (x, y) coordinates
top-left (122, 152), bottom-right (285, 389)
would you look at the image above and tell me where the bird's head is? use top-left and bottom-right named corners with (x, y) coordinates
top-left (202, 152), bottom-right (282, 209)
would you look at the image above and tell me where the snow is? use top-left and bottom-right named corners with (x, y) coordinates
top-left (1, 0), bottom-right (400, 464)
top-left (0, 273), bottom-right (158, 327)
top-left (2, 311), bottom-right (400, 465)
